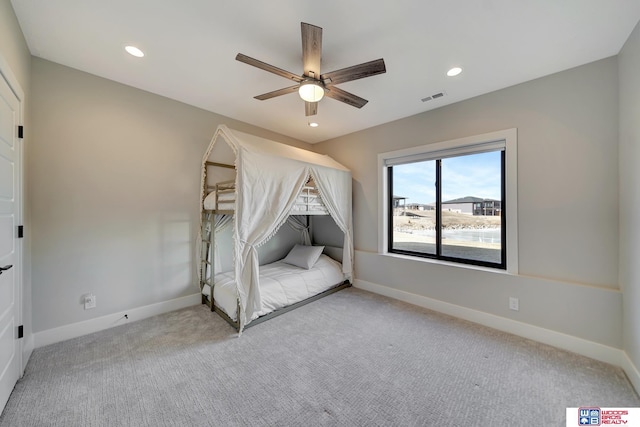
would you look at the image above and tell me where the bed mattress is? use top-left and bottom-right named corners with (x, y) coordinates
top-left (203, 184), bottom-right (328, 213)
top-left (202, 254), bottom-right (344, 322)
top-left (203, 190), bottom-right (235, 211)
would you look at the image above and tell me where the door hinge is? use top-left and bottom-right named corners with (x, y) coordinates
top-left (18, 125), bottom-right (23, 139)
top-left (17, 325), bottom-right (23, 339)
top-left (17, 225), bottom-right (23, 238)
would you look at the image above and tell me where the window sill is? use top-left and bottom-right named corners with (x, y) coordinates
top-left (380, 251), bottom-right (516, 275)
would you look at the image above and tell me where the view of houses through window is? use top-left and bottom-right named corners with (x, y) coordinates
top-left (389, 150), bottom-right (505, 268)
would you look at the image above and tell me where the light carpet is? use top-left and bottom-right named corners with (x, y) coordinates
top-left (1, 288), bottom-right (638, 426)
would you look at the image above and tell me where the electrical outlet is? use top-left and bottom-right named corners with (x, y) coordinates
top-left (84, 294), bottom-right (96, 310)
top-left (509, 297), bottom-right (519, 311)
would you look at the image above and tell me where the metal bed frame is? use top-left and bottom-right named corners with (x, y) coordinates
top-left (202, 279), bottom-right (351, 332)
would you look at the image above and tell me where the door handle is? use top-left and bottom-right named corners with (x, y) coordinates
top-left (0, 265), bottom-right (13, 275)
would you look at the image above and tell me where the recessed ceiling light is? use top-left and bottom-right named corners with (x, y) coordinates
top-left (308, 122), bottom-right (319, 128)
top-left (447, 67), bottom-right (462, 77)
top-left (125, 45), bottom-right (144, 58)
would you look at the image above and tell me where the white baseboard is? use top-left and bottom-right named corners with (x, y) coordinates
top-left (354, 279), bottom-right (625, 368)
top-left (22, 334), bottom-right (34, 372)
top-left (620, 352), bottom-right (640, 396)
top-left (33, 293), bottom-right (201, 348)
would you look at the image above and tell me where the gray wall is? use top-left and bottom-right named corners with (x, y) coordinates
top-left (29, 58), bottom-right (310, 332)
top-left (314, 58), bottom-right (622, 348)
top-left (0, 0), bottom-right (32, 365)
top-left (619, 20), bottom-right (640, 382)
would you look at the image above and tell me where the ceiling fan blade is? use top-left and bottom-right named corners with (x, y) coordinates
top-left (305, 101), bottom-right (318, 116)
top-left (321, 58), bottom-right (386, 86)
top-left (254, 85), bottom-right (300, 100)
top-left (324, 86), bottom-right (368, 109)
top-left (236, 53), bottom-right (303, 83)
top-left (301, 22), bottom-right (322, 78)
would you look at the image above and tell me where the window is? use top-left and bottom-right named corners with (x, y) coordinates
top-left (379, 129), bottom-right (518, 273)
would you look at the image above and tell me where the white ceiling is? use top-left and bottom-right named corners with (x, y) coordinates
top-left (11, 1), bottom-right (640, 144)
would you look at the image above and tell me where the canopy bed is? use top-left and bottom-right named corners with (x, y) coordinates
top-left (198, 125), bottom-right (353, 332)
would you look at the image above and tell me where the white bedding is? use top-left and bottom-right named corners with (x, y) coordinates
top-left (202, 254), bottom-right (344, 322)
top-left (203, 185), bottom-right (327, 214)
top-left (203, 190), bottom-right (235, 210)
top-left (290, 192), bottom-right (327, 214)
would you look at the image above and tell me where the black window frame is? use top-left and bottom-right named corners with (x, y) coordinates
top-left (387, 150), bottom-right (507, 270)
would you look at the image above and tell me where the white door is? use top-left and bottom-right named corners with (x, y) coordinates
top-left (0, 64), bottom-right (22, 414)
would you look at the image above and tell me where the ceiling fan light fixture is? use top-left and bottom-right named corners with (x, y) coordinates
top-left (299, 80), bottom-right (325, 102)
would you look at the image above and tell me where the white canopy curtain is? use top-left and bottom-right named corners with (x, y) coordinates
top-left (286, 216), bottom-right (311, 245)
top-left (200, 125), bottom-right (353, 332)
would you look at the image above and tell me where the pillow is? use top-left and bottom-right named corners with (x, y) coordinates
top-left (282, 244), bottom-right (324, 269)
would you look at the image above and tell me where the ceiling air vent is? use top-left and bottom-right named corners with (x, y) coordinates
top-left (421, 91), bottom-right (447, 102)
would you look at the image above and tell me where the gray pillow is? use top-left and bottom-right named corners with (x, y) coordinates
top-left (282, 244), bottom-right (324, 269)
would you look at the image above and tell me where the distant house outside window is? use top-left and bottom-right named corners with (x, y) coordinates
top-left (379, 129), bottom-right (518, 273)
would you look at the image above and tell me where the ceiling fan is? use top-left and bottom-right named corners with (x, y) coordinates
top-left (236, 22), bottom-right (386, 117)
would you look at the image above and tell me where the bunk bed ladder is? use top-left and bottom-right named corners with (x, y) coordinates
top-left (200, 211), bottom-right (215, 311)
